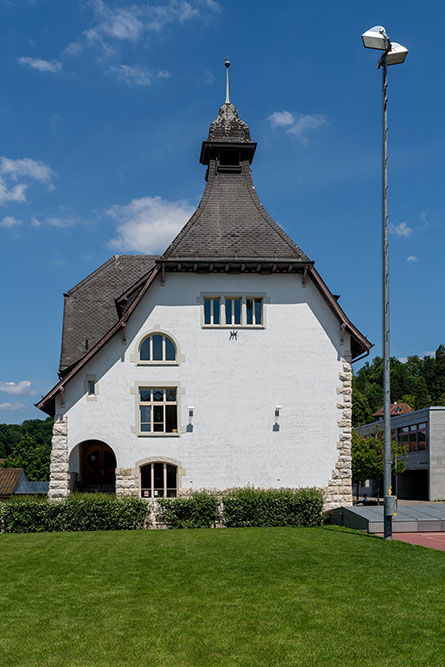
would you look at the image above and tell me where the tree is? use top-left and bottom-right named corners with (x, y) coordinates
top-left (351, 432), bottom-right (406, 502)
top-left (352, 388), bottom-right (372, 427)
top-left (4, 433), bottom-right (51, 481)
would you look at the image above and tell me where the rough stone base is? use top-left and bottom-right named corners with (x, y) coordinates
top-left (325, 359), bottom-right (353, 510)
top-left (115, 468), bottom-right (139, 497)
top-left (48, 415), bottom-right (70, 501)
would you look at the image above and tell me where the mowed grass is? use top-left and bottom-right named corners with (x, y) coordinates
top-left (0, 527), bottom-right (444, 666)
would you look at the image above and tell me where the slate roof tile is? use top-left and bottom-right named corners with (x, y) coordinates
top-left (59, 255), bottom-right (158, 373)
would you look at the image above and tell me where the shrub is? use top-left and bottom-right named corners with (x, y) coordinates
top-left (156, 492), bottom-right (219, 528)
top-left (222, 488), bottom-right (324, 528)
top-left (0, 494), bottom-right (148, 533)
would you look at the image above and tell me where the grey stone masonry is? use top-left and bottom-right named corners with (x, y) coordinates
top-left (325, 360), bottom-right (353, 510)
top-left (116, 468), bottom-right (139, 497)
top-left (48, 415), bottom-right (70, 500)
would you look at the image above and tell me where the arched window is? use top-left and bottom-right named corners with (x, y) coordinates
top-left (140, 462), bottom-right (177, 498)
top-left (139, 333), bottom-right (176, 362)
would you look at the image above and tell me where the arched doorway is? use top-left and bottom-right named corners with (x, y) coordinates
top-left (80, 440), bottom-right (116, 493)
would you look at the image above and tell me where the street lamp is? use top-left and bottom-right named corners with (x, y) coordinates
top-left (362, 26), bottom-right (408, 540)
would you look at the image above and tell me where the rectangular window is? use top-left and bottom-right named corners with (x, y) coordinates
top-left (247, 297), bottom-right (262, 325)
top-left (203, 297), bottom-right (221, 325)
top-left (139, 388), bottom-right (177, 434)
top-left (225, 297), bottom-right (241, 325)
top-left (88, 380), bottom-right (95, 396)
top-left (203, 296), bottom-right (264, 327)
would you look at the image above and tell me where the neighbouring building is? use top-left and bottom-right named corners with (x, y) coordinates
top-left (372, 401), bottom-right (414, 421)
top-left (355, 406), bottom-right (445, 500)
top-left (37, 64), bottom-right (371, 509)
top-left (0, 468), bottom-right (49, 499)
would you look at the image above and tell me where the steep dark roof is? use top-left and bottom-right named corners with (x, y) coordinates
top-left (60, 255), bottom-right (158, 373)
top-left (162, 161), bottom-right (310, 262)
top-left (163, 99), bottom-right (309, 263)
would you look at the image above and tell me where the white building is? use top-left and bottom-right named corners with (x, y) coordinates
top-left (37, 81), bottom-right (371, 509)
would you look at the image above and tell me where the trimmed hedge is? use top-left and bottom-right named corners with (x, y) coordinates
top-left (222, 488), bottom-right (324, 528)
top-left (0, 494), bottom-right (147, 533)
top-left (156, 492), bottom-right (218, 528)
top-left (0, 488), bottom-right (325, 532)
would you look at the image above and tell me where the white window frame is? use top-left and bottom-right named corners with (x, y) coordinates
top-left (138, 333), bottom-right (177, 365)
top-left (139, 387), bottom-right (178, 435)
top-left (201, 294), bottom-right (266, 328)
top-left (140, 462), bottom-right (178, 498)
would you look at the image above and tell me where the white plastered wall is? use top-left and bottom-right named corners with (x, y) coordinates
top-left (57, 272), bottom-right (351, 492)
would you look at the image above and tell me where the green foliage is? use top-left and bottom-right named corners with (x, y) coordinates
top-left (156, 492), bottom-right (219, 528)
top-left (351, 432), bottom-right (407, 485)
top-left (4, 433), bottom-right (51, 481)
top-left (222, 488), bottom-right (324, 528)
top-left (0, 417), bottom-right (53, 474)
top-left (352, 388), bottom-right (372, 426)
top-left (0, 494), bottom-right (148, 533)
top-left (353, 344), bottom-right (445, 425)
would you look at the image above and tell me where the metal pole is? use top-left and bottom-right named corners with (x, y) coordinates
top-left (382, 57), bottom-right (392, 539)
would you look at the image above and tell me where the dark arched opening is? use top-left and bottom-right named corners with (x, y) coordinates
top-left (78, 440), bottom-right (116, 493)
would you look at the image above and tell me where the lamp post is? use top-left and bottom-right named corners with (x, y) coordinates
top-left (361, 26), bottom-right (408, 540)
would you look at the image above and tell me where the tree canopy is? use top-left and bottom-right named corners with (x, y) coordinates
top-left (0, 417), bottom-right (53, 480)
top-left (352, 344), bottom-right (445, 426)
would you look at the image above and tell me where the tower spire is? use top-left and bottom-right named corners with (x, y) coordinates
top-left (225, 57), bottom-right (230, 104)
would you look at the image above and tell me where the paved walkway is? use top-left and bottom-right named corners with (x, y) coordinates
top-left (381, 532), bottom-right (445, 551)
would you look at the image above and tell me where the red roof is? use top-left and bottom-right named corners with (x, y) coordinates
top-left (372, 403), bottom-right (414, 418)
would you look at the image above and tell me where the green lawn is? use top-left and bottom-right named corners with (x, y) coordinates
top-left (0, 527), bottom-right (444, 666)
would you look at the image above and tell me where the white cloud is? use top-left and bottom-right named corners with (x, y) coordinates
top-left (46, 216), bottom-right (76, 228)
top-left (109, 64), bottom-right (171, 85)
top-left (390, 221), bottom-right (412, 237)
top-left (0, 179), bottom-right (28, 205)
top-left (0, 157), bottom-right (55, 184)
top-left (268, 111), bottom-right (295, 127)
top-left (0, 402), bottom-right (26, 411)
top-left (268, 111), bottom-right (327, 145)
top-left (110, 64), bottom-right (153, 86)
top-left (31, 216), bottom-right (42, 227)
top-left (0, 216), bottom-right (21, 228)
top-left (0, 380), bottom-right (36, 396)
top-left (0, 157), bottom-right (56, 205)
top-left (67, 1), bottom-right (219, 57)
top-left (18, 56), bottom-right (62, 73)
top-left (407, 255), bottom-right (419, 262)
top-left (108, 195), bottom-right (195, 253)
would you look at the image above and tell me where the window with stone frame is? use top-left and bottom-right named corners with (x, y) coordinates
top-left (203, 296), bottom-right (263, 327)
top-left (139, 388), bottom-right (177, 434)
top-left (139, 333), bottom-right (176, 363)
top-left (140, 462), bottom-right (177, 498)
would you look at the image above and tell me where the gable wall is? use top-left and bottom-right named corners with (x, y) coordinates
top-left (57, 272), bottom-right (351, 494)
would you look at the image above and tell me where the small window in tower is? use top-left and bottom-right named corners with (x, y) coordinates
top-left (88, 380), bottom-right (96, 396)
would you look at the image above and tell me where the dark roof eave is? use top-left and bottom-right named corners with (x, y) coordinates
top-left (200, 140), bottom-right (257, 165)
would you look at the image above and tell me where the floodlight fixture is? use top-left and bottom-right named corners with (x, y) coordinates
top-left (361, 25), bottom-right (389, 50)
top-left (361, 25), bottom-right (408, 540)
top-left (362, 26), bottom-right (408, 66)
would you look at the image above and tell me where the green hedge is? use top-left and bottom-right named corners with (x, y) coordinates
top-left (0, 494), bottom-right (148, 533)
top-left (156, 492), bottom-right (219, 528)
top-left (0, 488), bottom-right (325, 532)
top-left (222, 488), bottom-right (324, 527)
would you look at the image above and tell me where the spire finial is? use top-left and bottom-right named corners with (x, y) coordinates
top-left (225, 57), bottom-right (230, 104)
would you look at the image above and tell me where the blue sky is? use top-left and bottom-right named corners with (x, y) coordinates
top-left (0, 0), bottom-right (443, 422)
